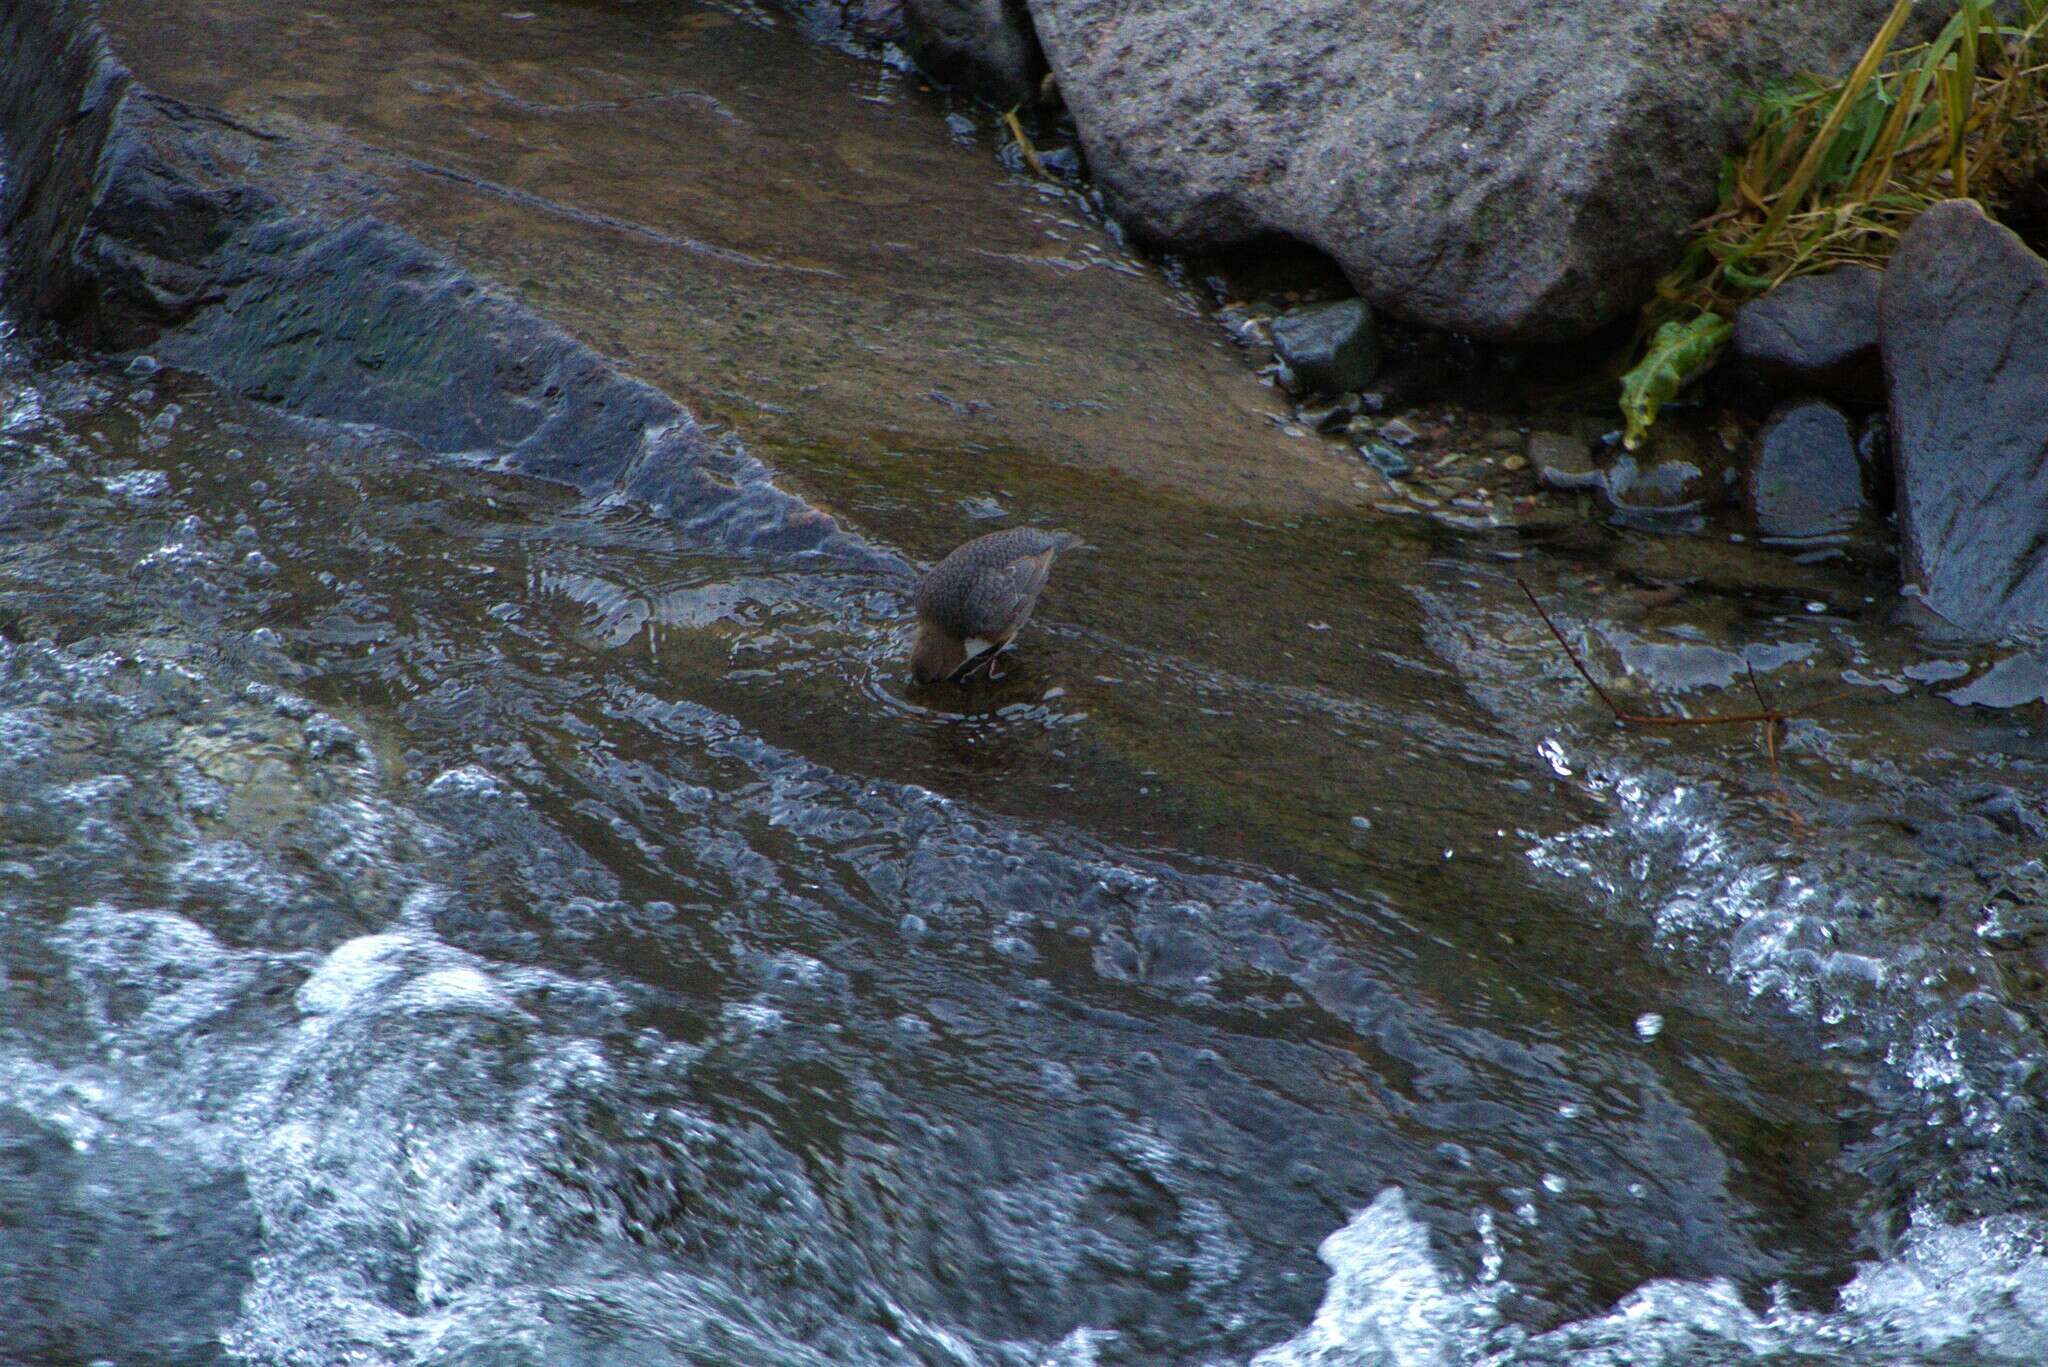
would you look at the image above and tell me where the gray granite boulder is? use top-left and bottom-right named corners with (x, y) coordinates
top-left (1882, 200), bottom-right (2048, 637)
top-left (1025, 0), bottom-right (1913, 341)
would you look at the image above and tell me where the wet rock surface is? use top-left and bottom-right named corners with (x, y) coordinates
top-left (73, 0), bottom-right (1376, 522)
top-left (1748, 400), bottom-right (1868, 541)
top-left (1733, 267), bottom-right (1885, 409)
top-left (1025, 0), bottom-right (1914, 340)
top-left (0, 0), bottom-right (881, 568)
top-left (1882, 200), bottom-right (2048, 637)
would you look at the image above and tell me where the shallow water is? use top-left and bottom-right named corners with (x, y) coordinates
top-left (2, 324), bottom-right (2045, 1366)
top-left (7, 0), bottom-right (2048, 1364)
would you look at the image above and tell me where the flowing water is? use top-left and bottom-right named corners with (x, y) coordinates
top-left (6, 3), bottom-right (2048, 1365)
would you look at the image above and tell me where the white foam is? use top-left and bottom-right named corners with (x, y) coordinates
top-left (1256, 1188), bottom-right (2048, 1366)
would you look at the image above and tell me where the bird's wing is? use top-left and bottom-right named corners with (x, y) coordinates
top-left (969, 548), bottom-right (1058, 637)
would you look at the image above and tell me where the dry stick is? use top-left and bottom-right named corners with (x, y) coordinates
top-left (1517, 579), bottom-right (1846, 826)
top-left (1002, 107), bottom-right (1045, 177)
top-left (1746, 661), bottom-right (1806, 832)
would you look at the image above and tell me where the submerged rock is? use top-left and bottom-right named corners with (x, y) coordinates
top-left (1733, 267), bottom-right (1885, 409)
top-left (1270, 299), bottom-right (1379, 396)
top-left (1025, 0), bottom-right (1915, 340)
top-left (1946, 648), bottom-right (2048, 709)
top-left (899, 0), bottom-right (1047, 107)
top-left (1529, 431), bottom-right (1600, 490)
top-left (1882, 200), bottom-right (2048, 637)
top-left (1747, 400), bottom-right (1867, 540)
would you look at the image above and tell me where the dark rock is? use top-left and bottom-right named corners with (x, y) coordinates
top-left (1270, 299), bottom-right (1378, 396)
top-left (1026, 0), bottom-right (1917, 341)
top-left (1297, 398), bottom-right (1355, 433)
top-left (1733, 267), bottom-right (1885, 408)
top-left (899, 0), bottom-right (1047, 108)
top-left (1856, 412), bottom-right (1895, 510)
top-left (1881, 200), bottom-right (2048, 637)
top-left (1747, 400), bottom-right (1868, 540)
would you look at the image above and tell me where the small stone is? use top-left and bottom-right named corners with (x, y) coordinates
top-left (1528, 431), bottom-right (1599, 489)
top-left (1219, 306), bottom-right (1275, 349)
top-left (1270, 298), bottom-right (1379, 396)
top-left (1358, 442), bottom-right (1413, 479)
top-left (1038, 146), bottom-right (1083, 178)
top-left (1747, 399), bottom-right (1868, 540)
top-left (1297, 398), bottom-right (1356, 433)
top-left (1377, 417), bottom-right (1421, 446)
top-left (1734, 265), bottom-right (1884, 408)
top-left (1502, 454), bottom-right (1529, 471)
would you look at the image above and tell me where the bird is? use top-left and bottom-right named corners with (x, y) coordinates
top-left (910, 527), bottom-right (1078, 685)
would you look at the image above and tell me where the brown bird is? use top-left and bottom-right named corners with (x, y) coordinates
top-left (910, 527), bottom-right (1078, 685)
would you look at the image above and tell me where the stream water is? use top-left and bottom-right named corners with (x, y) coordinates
top-left (6, 2), bottom-right (2048, 1365)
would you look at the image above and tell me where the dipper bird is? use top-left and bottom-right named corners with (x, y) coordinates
top-left (910, 527), bottom-right (1078, 684)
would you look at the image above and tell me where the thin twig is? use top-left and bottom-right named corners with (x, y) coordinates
top-left (1519, 579), bottom-right (1846, 829)
top-left (1747, 662), bottom-right (1807, 832)
top-left (1518, 578), bottom-right (1629, 718)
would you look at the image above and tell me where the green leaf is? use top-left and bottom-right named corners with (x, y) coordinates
top-left (1618, 314), bottom-right (1733, 450)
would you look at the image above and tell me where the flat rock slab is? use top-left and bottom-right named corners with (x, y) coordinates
top-left (1027, 0), bottom-right (1911, 341)
top-left (80, 0), bottom-right (1372, 522)
top-left (1882, 200), bottom-right (2048, 638)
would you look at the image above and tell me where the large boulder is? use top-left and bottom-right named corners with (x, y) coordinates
top-left (1025, 0), bottom-right (1912, 342)
top-left (1881, 200), bottom-right (2048, 638)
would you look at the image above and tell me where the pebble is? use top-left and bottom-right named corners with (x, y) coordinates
top-left (1377, 417), bottom-right (1422, 446)
top-left (1359, 443), bottom-right (1413, 479)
